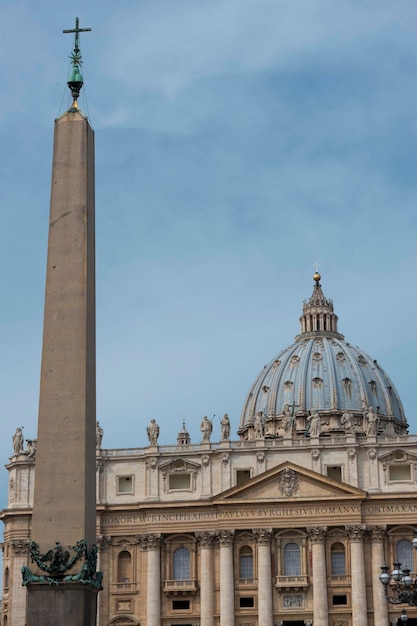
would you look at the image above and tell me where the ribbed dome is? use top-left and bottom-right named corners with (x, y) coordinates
top-left (238, 275), bottom-right (407, 439)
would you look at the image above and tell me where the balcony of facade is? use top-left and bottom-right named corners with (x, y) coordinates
top-left (275, 574), bottom-right (309, 590)
top-left (163, 579), bottom-right (198, 595)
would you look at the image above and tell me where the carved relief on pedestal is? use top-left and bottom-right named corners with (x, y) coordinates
top-left (11, 539), bottom-right (29, 555)
top-left (283, 594), bottom-right (303, 608)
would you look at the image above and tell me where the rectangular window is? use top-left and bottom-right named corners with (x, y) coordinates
top-left (117, 476), bottom-right (134, 494)
top-left (240, 597), bottom-right (254, 608)
top-left (332, 594), bottom-right (348, 605)
top-left (236, 470), bottom-right (251, 486)
top-left (169, 474), bottom-right (191, 490)
top-left (389, 465), bottom-right (411, 481)
top-left (172, 600), bottom-right (190, 610)
top-left (327, 466), bottom-right (342, 481)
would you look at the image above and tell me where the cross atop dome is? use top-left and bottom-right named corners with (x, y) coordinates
top-left (298, 272), bottom-right (343, 339)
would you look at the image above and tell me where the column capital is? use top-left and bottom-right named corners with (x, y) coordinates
top-left (306, 526), bottom-right (327, 543)
top-left (346, 524), bottom-right (366, 542)
top-left (96, 535), bottom-right (111, 551)
top-left (137, 533), bottom-right (162, 551)
top-left (196, 531), bottom-right (216, 548)
top-left (368, 525), bottom-right (387, 542)
top-left (253, 528), bottom-right (273, 545)
top-left (217, 529), bottom-right (235, 546)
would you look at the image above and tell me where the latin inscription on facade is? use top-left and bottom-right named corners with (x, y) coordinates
top-left (102, 503), bottom-right (417, 525)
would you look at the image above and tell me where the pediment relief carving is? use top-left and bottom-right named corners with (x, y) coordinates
top-left (327, 528), bottom-right (347, 540)
top-left (235, 531), bottom-right (256, 544)
top-left (111, 537), bottom-right (138, 547)
top-left (378, 449), bottom-right (417, 463)
top-left (159, 458), bottom-right (201, 472)
top-left (108, 618), bottom-right (139, 625)
top-left (214, 461), bottom-right (366, 502)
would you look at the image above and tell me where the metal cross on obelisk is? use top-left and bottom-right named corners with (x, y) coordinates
top-left (63, 17), bottom-right (91, 52)
top-left (63, 17), bottom-right (92, 101)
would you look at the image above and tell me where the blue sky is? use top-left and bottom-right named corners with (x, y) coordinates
top-left (0, 0), bottom-right (416, 507)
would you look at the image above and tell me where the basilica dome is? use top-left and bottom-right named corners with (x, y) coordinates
top-left (238, 274), bottom-right (407, 440)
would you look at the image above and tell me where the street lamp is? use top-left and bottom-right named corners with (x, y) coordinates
top-left (400, 609), bottom-right (408, 623)
top-left (380, 532), bottom-right (417, 606)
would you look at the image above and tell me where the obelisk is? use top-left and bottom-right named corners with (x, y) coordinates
top-left (25, 19), bottom-right (101, 626)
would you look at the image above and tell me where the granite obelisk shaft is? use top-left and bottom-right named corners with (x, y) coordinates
top-left (27, 108), bottom-right (97, 625)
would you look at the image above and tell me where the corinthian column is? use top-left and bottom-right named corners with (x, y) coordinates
top-left (218, 530), bottom-right (235, 626)
top-left (307, 527), bottom-right (328, 626)
top-left (369, 526), bottom-right (389, 626)
top-left (253, 529), bottom-right (273, 626)
top-left (196, 532), bottom-right (215, 626)
top-left (347, 526), bottom-right (368, 626)
top-left (139, 534), bottom-right (162, 626)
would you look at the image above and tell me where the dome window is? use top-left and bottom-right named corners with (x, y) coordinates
top-left (312, 377), bottom-right (323, 389)
top-left (342, 378), bottom-right (352, 399)
top-left (284, 381), bottom-right (294, 391)
top-left (336, 352), bottom-right (346, 361)
top-left (312, 352), bottom-right (323, 361)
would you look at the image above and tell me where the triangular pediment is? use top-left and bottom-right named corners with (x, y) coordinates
top-left (378, 449), bottom-right (417, 463)
top-left (159, 458), bottom-right (200, 472)
top-left (213, 461), bottom-right (366, 502)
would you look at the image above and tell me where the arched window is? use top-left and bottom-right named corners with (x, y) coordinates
top-left (4, 567), bottom-right (9, 588)
top-left (117, 550), bottom-right (132, 584)
top-left (396, 539), bottom-right (414, 572)
top-left (284, 542), bottom-right (301, 576)
top-left (239, 546), bottom-right (253, 579)
top-left (331, 542), bottom-right (346, 576)
top-left (173, 547), bottom-right (190, 580)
